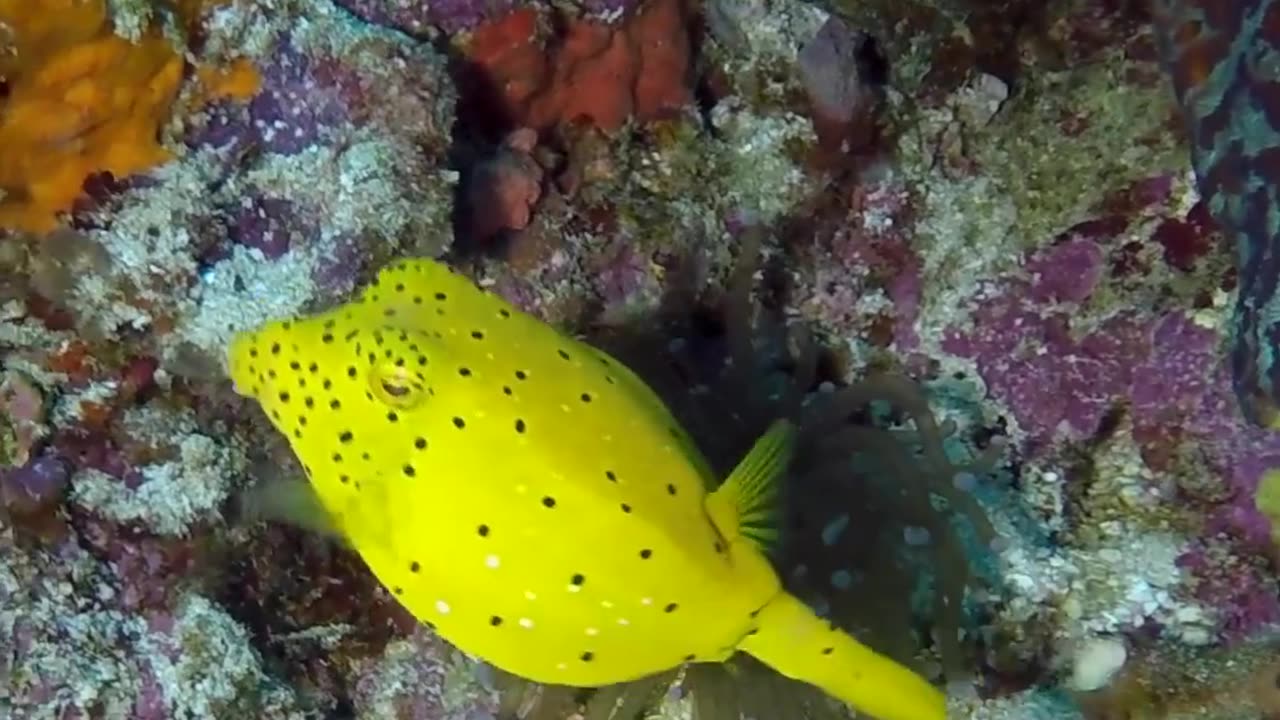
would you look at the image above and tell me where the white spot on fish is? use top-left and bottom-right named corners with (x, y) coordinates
top-left (601, 600), bottom-right (614, 609)
top-left (585, 627), bottom-right (599, 636)
top-left (567, 584), bottom-right (582, 593)
top-left (519, 617), bottom-right (534, 629)
top-left (436, 600), bottom-right (451, 614)
top-left (641, 597), bottom-right (653, 606)
top-left (524, 590), bottom-right (537, 600)
top-left (515, 484), bottom-right (528, 494)
top-left (485, 554), bottom-right (501, 569)
top-left (556, 662), bottom-right (567, 670)
top-left (617, 618), bottom-right (630, 626)
top-left (560, 404), bottom-right (571, 412)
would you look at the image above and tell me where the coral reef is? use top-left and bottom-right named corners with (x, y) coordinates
top-left (3, 0), bottom-right (1280, 717)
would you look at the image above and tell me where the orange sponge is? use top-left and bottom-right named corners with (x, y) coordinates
top-left (0, 0), bottom-right (185, 233)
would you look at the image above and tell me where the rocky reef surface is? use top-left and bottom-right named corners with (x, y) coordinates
top-left (2, 0), bottom-right (1278, 718)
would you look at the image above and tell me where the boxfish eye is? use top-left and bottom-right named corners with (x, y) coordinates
top-left (369, 363), bottom-right (429, 409)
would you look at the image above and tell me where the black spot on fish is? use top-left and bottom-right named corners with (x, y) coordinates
top-left (393, 586), bottom-right (403, 595)
top-left (278, 392), bottom-right (290, 403)
top-left (542, 496), bottom-right (556, 508)
top-left (683, 654), bottom-right (695, 661)
top-left (387, 411), bottom-right (399, 423)
top-left (339, 431), bottom-right (353, 443)
top-left (268, 369), bottom-right (277, 379)
top-left (453, 417), bottom-right (465, 429)
top-left (558, 349), bottom-right (570, 361)
top-left (580, 652), bottom-right (594, 662)
top-left (665, 603), bottom-right (678, 613)
top-left (410, 561), bottom-right (421, 572)
top-left (571, 574), bottom-right (585, 586)
top-left (515, 419), bottom-right (526, 433)
top-left (323, 379), bottom-right (332, 390)
top-left (289, 361), bottom-right (301, 370)
top-left (502, 386), bottom-right (513, 396)
top-left (471, 330), bottom-right (484, 340)
top-left (304, 397), bottom-right (314, 408)
top-left (347, 366), bottom-right (357, 378)
top-left (821, 647), bottom-right (833, 655)
top-left (459, 367), bottom-right (472, 377)
top-left (667, 483), bottom-right (677, 496)
top-left (499, 309), bottom-right (510, 318)
top-left (640, 549), bottom-right (652, 559)
top-left (413, 296), bottom-right (423, 304)
top-left (605, 470), bottom-right (617, 482)
top-left (330, 399), bottom-right (342, 410)
top-left (581, 393), bottom-right (592, 402)
top-left (414, 437), bottom-right (427, 450)
top-left (271, 343), bottom-right (281, 355)
top-left (308, 362), bottom-right (318, 373)
top-left (249, 348), bottom-right (259, 358)
top-left (395, 283), bottom-right (405, 292)
top-left (515, 370), bottom-right (527, 381)
top-left (490, 616), bottom-right (503, 626)
top-left (478, 524), bottom-right (490, 537)
top-left (403, 464), bottom-right (416, 477)
top-left (332, 452), bottom-right (343, 463)
top-left (322, 333), bottom-right (334, 343)
top-left (435, 292), bottom-right (446, 300)
top-left (621, 503), bottom-right (632, 513)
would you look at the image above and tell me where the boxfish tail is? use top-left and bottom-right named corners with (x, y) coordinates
top-left (736, 591), bottom-right (945, 720)
top-left (1151, 0), bottom-right (1280, 426)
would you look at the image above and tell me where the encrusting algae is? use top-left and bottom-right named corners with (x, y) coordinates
top-left (226, 257), bottom-right (947, 720)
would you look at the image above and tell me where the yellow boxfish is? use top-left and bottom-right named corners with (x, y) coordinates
top-left (226, 258), bottom-right (944, 720)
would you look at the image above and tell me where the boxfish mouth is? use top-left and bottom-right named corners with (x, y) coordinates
top-left (225, 330), bottom-right (258, 397)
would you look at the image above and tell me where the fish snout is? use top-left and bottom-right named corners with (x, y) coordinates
top-left (226, 330), bottom-right (261, 397)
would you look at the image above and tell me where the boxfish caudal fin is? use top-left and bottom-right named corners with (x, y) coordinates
top-left (736, 592), bottom-right (945, 720)
top-left (1152, 0), bottom-right (1280, 426)
top-left (710, 424), bottom-right (944, 720)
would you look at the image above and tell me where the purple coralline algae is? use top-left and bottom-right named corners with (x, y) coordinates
top-left (4, 0), bottom-right (1280, 718)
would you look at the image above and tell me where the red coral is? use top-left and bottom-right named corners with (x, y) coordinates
top-left (463, 0), bottom-right (691, 135)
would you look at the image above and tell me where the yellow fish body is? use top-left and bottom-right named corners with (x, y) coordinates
top-left (226, 258), bottom-right (944, 720)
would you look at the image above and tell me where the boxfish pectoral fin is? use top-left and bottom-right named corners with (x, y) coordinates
top-left (234, 476), bottom-right (348, 544)
top-left (704, 419), bottom-right (796, 552)
top-left (737, 591), bottom-right (945, 720)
